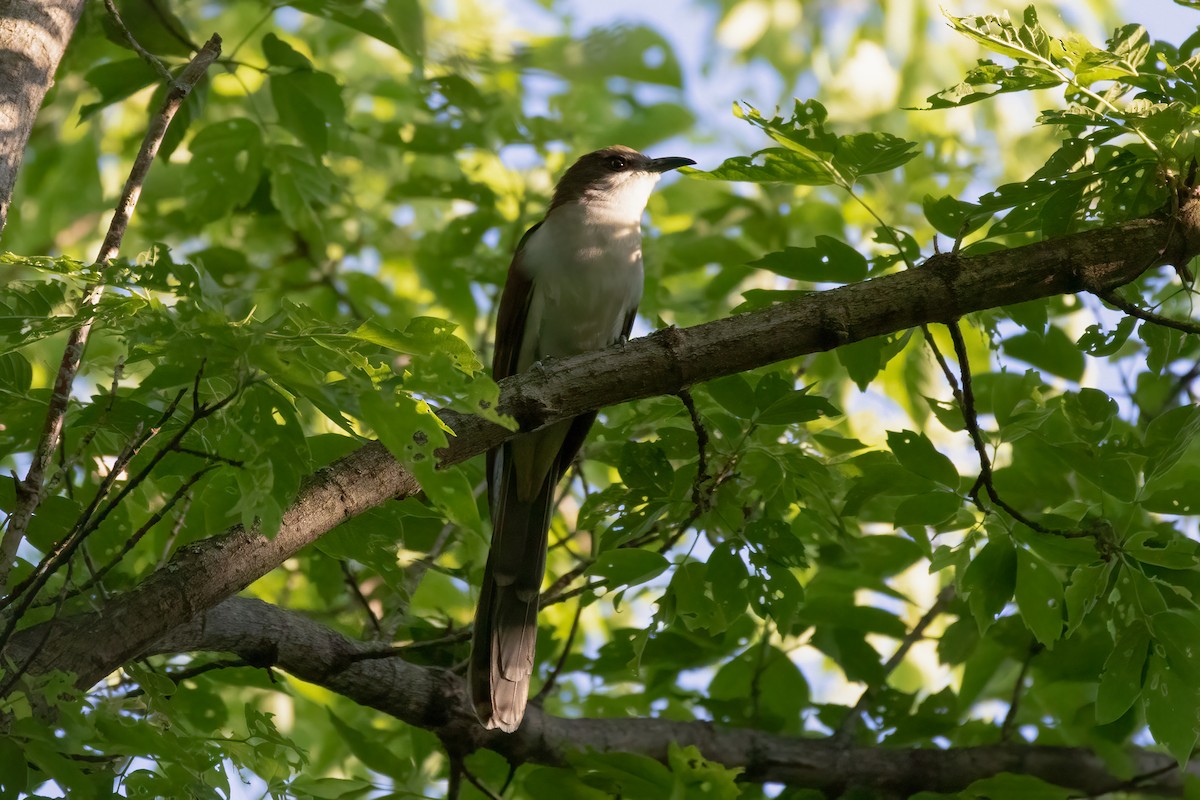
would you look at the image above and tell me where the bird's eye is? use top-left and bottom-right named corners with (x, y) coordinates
top-left (607, 156), bottom-right (628, 171)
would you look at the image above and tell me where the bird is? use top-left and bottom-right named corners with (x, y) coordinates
top-left (469, 145), bottom-right (695, 732)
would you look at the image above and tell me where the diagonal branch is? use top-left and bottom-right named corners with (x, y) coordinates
top-left (0, 33), bottom-right (223, 594)
top-left (6, 209), bottom-right (1199, 690)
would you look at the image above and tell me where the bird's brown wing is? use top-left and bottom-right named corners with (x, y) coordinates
top-left (472, 222), bottom-right (551, 732)
top-left (470, 232), bottom-right (639, 732)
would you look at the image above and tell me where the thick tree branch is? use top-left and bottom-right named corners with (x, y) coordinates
top-left (0, 0), bottom-right (86, 237)
top-left (6, 211), bottom-right (1197, 689)
top-left (126, 596), bottom-right (1194, 797)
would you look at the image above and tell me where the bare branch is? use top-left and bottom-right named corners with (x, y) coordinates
top-left (836, 586), bottom-right (954, 742)
top-left (1097, 289), bottom-right (1200, 335)
top-left (946, 321), bottom-right (1090, 539)
top-left (94, 595), bottom-right (1196, 798)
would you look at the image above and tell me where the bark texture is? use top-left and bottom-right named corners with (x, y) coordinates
top-left (0, 0), bottom-right (85, 237)
top-left (146, 596), bottom-right (1197, 797)
top-left (8, 212), bottom-right (1195, 690)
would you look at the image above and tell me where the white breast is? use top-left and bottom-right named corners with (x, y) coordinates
top-left (517, 203), bottom-right (645, 372)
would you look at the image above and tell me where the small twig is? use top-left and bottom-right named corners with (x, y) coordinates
top-left (102, 0), bottom-right (174, 83)
top-left (157, 491), bottom-right (193, 568)
top-left (947, 322), bottom-right (1084, 538)
top-left (0, 561), bottom-right (73, 697)
top-left (43, 358), bottom-right (126, 498)
top-left (0, 380), bottom-right (239, 652)
top-left (1097, 289), bottom-right (1200, 335)
top-left (0, 33), bottom-right (222, 595)
top-left (173, 447), bottom-right (244, 467)
top-left (122, 658), bottom-right (250, 699)
top-left (836, 586), bottom-right (954, 742)
top-left (533, 599), bottom-right (583, 704)
top-left (922, 325), bottom-right (961, 399)
top-left (341, 561), bottom-right (383, 639)
top-left (676, 389), bottom-right (710, 510)
top-left (45, 466), bottom-right (217, 604)
top-left (1000, 642), bottom-right (1043, 742)
top-left (461, 763), bottom-right (503, 800)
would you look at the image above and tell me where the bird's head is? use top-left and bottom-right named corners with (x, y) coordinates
top-left (548, 145), bottom-right (695, 222)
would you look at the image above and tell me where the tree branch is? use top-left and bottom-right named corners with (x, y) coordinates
top-left (0, 33), bottom-right (223, 593)
top-left (6, 211), bottom-right (1198, 690)
top-left (111, 596), bottom-right (1196, 798)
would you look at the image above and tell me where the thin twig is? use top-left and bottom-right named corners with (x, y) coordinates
top-left (102, 0), bottom-right (174, 83)
top-left (1097, 289), bottom-right (1200, 335)
top-left (0, 561), bottom-right (73, 697)
top-left (157, 491), bottom-right (193, 568)
top-left (0, 33), bottom-right (222, 595)
top-left (341, 561), bottom-right (383, 639)
top-left (533, 599), bottom-right (583, 704)
top-left (1000, 642), bottom-right (1042, 742)
top-left (122, 658), bottom-right (250, 698)
top-left (836, 586), bottom-right (954, 742)
top-left (173, 447), bottom-right (245, 467)
top-left (461, 763), bottom-right (503, 800)
top-left (947, 322), bottom-right (1084, 538)
top-left (0, 380), bottom-right (239, 653)
top-left (677, 389), bottom-right (710, 510)
top-left (45, 466), bottom-right (217, 604)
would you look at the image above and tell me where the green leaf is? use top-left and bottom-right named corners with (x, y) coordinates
top-left (1076, 316), bottom-right (1136, 356)
top-left (1003, 327), bottom-right (1086, 382)
top-left (894, 490), bottom-right (961, 527)
top-left (837, 335), bottom-right (889, 390)
top-left (1145, 654), bottom-right (1200, 766)
top-left (1064, 562), bottom-right (1105, 635)
top-left (526, 25), bottom-right (683, 87)
top-left (962, 536), bottom-right (1016, 632)
top-left (1125, 530), bottom-right (1199, 569)
top-left (704, 374), bottom-right (755, 419)
top-left (923, 194), bottom-right (990, 238)
top-left (290, 0), bottom-right (407, 51)
top-left (756, 389), bottom-right (840, 425)
top-left (748, 236), bottom-right (867, 283)
top-left (266, 145), bottom-right (336, 241)
top-left (887, 430), bottom-right (959, 488)
top-left (184, 120), bottom-right (265, 223)
top-left (0, 737), bottom-right (27, 794)
top-left (1152, 611), bottom-right (1200, 685)
top-left (262, 33), bottom-right (313, 69)
top-left (569, 751), bottom-right (674, 799)
top-left (963, 773), bottom-right (1071, 800)
top-left (271, 70), bottom-right (345, 155)
top-left (327, 711), bottom-right (404, 779)
top-left (586, 549), bottom-right (669, 588)
top-left (618, 441), bottom-right (674, 498)
top-left (0, 351), bottom-right (32, 394)
top-left (666, 743), bottom-right (743, 799)
top-left (1096, 623), bottom-right (1148, 724)
top-left (832, 131), bottom-right (920, 178)
top-left (80, 58), bottom-right (160, 120)
top-left (1015, 548), bottom-right (1063, 647)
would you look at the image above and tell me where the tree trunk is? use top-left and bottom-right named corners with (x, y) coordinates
top-left (0, 0), bottom-right (85, 238)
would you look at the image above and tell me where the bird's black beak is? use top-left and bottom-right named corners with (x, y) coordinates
top-left (648, 156), bottom-right (697, 173)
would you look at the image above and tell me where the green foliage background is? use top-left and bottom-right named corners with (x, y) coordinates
top-left (3, 0), bottom-right (1200, 797)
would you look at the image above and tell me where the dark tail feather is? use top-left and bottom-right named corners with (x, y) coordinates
top-left (469, 445), bottom-right (554, 732)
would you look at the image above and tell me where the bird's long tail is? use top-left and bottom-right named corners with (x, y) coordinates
top-left (469, 442), bottom-right (555, 732)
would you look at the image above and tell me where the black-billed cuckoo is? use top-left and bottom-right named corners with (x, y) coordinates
top-left (470, 145), bottom-right (695, 732)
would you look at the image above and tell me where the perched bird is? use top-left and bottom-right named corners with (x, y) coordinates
top-left (470, 145), bottom-right (695, 732)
